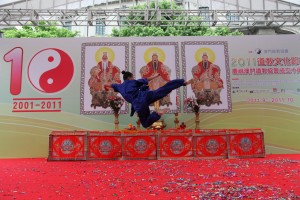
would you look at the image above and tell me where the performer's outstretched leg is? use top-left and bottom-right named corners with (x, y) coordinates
top-left (147, 79), bottom-right (188, 104)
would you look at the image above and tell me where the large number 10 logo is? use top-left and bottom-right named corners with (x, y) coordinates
top-left (3, 47), bottom-right (74, 95)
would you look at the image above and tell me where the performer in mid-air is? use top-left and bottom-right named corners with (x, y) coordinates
top-left (105, 71), bottom-right (192, 128)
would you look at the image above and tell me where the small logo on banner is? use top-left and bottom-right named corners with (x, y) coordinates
top-left (255, 48), bottom-right (262, 55)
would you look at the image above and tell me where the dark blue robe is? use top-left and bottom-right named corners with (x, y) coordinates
top-left (112, 78), bottom-right (185, 128)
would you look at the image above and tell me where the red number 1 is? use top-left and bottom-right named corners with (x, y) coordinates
top-left (3, 47), bottom-right (23, 95)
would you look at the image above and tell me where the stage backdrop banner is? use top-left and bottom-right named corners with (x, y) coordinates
top-left (0, 35), bottom-right (300, 158)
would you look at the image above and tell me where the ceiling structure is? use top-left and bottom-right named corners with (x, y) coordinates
top-left (0, 8), bottom-right (300, 28)
top-left (0, 0), bottom-right (299, 33)
top-left (0, 0), bottom-right (300, 10)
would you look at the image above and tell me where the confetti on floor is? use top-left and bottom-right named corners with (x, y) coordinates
top-left (0, 154), bottom-right (299, 199)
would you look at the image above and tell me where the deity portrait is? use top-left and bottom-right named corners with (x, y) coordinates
top-left (132, 43), bottom-right (180, 113)
top-left (88, 48), bottom-right (121, 109)
top-left (81, 42), bottom-right (129, 115)
top-left (191, 49), bottom-right (224, 107)
top-left (182, 41), bottom-right (231, 113)
top-left (139, 48), bottom-right (171, 110)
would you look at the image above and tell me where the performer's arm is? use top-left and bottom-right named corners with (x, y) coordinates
top-left (104, 83), bottom-right (119, 92)
top-left (147, 73), bottom-right (160, 82)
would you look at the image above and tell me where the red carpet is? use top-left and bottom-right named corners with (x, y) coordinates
top-left (0, 155), bottom-right (299, 199)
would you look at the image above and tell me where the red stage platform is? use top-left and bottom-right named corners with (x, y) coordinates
top-left (48, 128), bottom-right (266, 161)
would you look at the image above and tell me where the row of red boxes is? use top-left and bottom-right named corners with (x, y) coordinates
top-left (48, 129), bottom-right (265, 161)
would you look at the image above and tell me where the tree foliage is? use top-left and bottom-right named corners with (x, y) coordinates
top-left (111, 0), bottom-right (243, 37)
top-left (3, 21), bottom-right (79, 38)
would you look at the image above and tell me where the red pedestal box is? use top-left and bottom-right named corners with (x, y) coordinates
top-left (228, 129), bottom-right (265, 158)
top-left (123, 130), bottom-right (157, 160)
top-left (88, 131), bottom-right (122, 160)
top-left (194, 129), bottom-right (228, 159)
top-left (48, 131), bottom-right (88, 161)
top-left (159, 129), bottom-right (193, 159)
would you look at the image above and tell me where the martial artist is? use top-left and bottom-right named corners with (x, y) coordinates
top-left (105, 71), bottom-right (192, 128)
